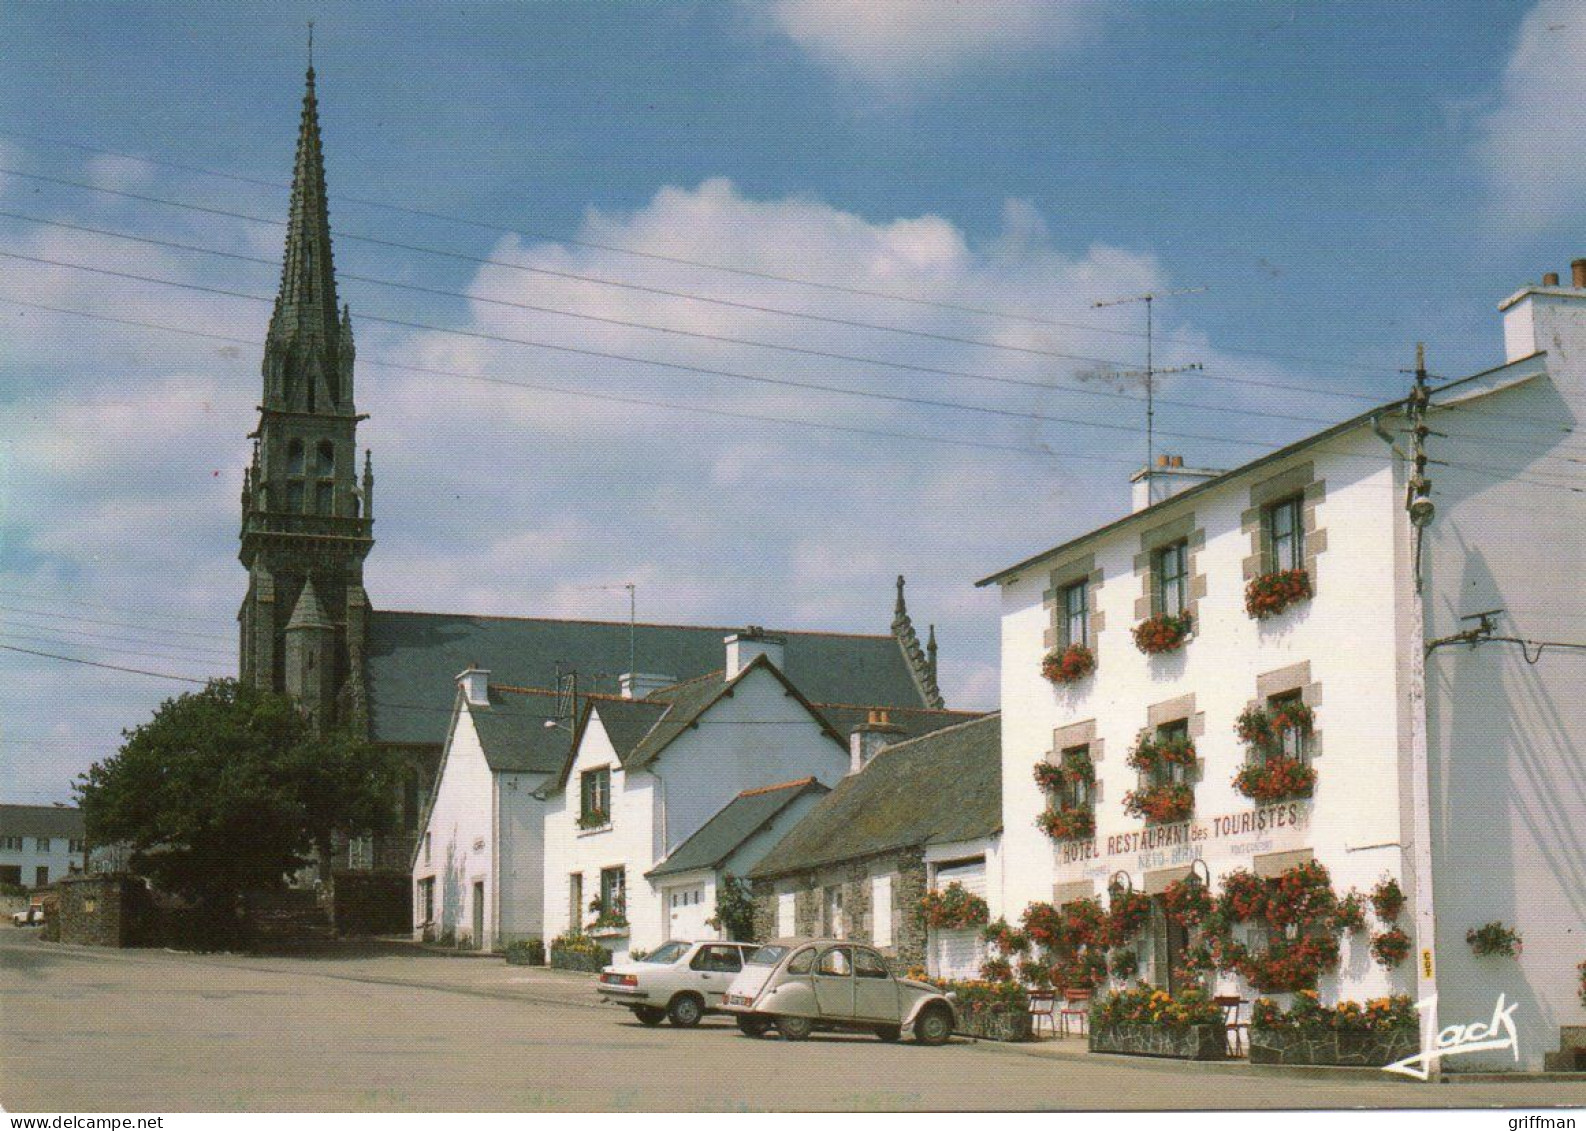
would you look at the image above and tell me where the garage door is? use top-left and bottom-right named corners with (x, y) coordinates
top-left (929, 858), bottom-right (987, 981)
top-left (665, 883), bottom-right (712, 942)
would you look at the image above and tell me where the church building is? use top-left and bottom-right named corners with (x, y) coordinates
top-left (237, 64), bottom-right (948, 871)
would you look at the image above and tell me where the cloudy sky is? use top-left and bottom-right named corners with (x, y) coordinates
top-left (1, 1), bottom-right (1581, 804)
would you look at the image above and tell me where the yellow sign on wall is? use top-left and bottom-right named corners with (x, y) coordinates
top-left (1421, 949), bottom-right (1435, 979)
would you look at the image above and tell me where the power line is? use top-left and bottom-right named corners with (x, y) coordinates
top-left (5, 291), bottom-right (1582, 495)
top-left (0, 166), bottom-right (1406, 399)
top-left (0, 643), bottom-right (209, 684)
top-left (0, 127), bottom-right (1403, 376)
top-left (0, 602), bottom-right (234, 643)
top-left (0, 208), bottom-right (1379, 426)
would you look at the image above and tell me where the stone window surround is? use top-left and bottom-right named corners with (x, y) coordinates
top-left (1244, 660), bottom-right (1324, 763)
top-left (1132, 512), bottom-right (1208, 628)
top-left (1241, 462), bottom-right (1328, 590)
top-left (1047, 718), bottom-right (1106, 806)
top-left (1136, 693), bottom-right (1206, 788)
top-left (1043, 553), bottom-right (1106, 652)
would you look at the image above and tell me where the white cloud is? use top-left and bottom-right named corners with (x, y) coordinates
top-left (1478, 1), bottom-right (1586, 233)
top-left (760, 0), bottom-right (1094, 92)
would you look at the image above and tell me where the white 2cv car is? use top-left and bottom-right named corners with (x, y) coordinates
top-left (718, 939), bottom-right (958, 1044)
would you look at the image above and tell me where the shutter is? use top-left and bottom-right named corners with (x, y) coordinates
top-left (777, 891), bottom-right (796, 938)
top-left (871, 874), bottom-right (893, 948)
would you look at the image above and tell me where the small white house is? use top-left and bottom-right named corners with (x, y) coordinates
top-left (410, 670), bottom-right (569, 950)
top-left (540, 632), bottom-right (859, 959)
top-left (978, 259), bottom-right (1586, 1071)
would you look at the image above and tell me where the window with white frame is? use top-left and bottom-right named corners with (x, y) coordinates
top-left (580, 768), bottom-right (611, 827)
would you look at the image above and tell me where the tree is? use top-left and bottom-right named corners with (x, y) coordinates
top-left (74, 680), bottom-right (399, 906)
top-left (707, 874), bottom-right (757, 942)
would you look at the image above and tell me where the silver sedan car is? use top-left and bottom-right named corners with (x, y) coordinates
top-left (718, 939), bottom-right (957, 1045)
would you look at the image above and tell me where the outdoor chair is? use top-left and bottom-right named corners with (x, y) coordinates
top-left (1058, 988), bottom-right (1091, 1037)
top-left (1214, 994), bottom-right (1249, 1057)
top-left (1027, 990), bottom-right (1057, 1039)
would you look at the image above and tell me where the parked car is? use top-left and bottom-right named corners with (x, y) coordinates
top-left (11, 897), bottom-right (46, 927)
top-left (594, 939), bottom-right (759, 1027)
top-left (718, 938), bottom-right (957, 1045)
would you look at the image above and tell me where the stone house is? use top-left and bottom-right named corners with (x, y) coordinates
top-left (748, 712), bottom-right (1001, 979)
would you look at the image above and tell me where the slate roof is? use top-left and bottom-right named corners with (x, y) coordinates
top-left (810, 703), bottom-right (989, 744)
top-left (468, 687), bottom-right (577, 774)
top-left (749, 713), bottom-right (1002, 879)
top-left (647, 777), bottom-right (829, 879)
top-left (365, 610), bottom-right (926, 747)
top-left (0, 804), bottom-right (85, 840)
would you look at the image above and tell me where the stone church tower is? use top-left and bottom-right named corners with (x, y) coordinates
top-left (238, 62), bottom-right (373, 733)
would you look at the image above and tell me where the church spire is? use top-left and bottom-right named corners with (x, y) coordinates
top-left (268, 60), bottom-right (342, 360)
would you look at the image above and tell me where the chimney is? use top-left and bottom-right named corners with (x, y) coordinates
top-left (1129, 455), bottom-right (1223, 512)
top-left (849, 709), bottom-right (904, 775)
top-left (725, 626), bottom-right (785, 679)
top-left (456, 665), bottom-right (490, 708)
top-left (619, 672), bottom-right (675, 699)
top-left (1500, 256), bottom-right (1586, 362)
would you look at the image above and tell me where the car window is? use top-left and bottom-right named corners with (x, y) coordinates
top-left (640, 941), bottom-right (689, 964)
top-left (816, 947), bottom-right (852, 977)
top-left (853, 948), bottom-right (890, 979)
top-left (786, 947), bottom-right (817, 975)
top-left (690, 944), bottom-right (744, 973)
top-left (748, 945), bottom-right (790, 966)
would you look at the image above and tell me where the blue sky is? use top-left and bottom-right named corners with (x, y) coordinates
top-left (1, 1), bottom-right (1581, 803)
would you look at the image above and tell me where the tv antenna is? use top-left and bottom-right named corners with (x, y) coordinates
top-left (1092, 286), bottom-right (1206, 474)
top-left (579, 582), bottom-right (638, 680)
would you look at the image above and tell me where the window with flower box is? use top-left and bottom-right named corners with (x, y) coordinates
top-left (1268, 497), bottom-right (1304, 572)
top-left (1156, 541), bottom-right (1189, 617)
top-left (1063, 581), bottom-right (1089, 649)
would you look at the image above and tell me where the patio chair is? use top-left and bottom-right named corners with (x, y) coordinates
top-left (1214, 994), bottom-right (1248, 1057)
top-left (1027, 990), bottom-right (1057, 1039)
top-left (1058, 988), bottom-right (1091, 1037)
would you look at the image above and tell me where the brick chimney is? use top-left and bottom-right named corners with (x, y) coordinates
top-left (849, 709), bottom-right (904, 776)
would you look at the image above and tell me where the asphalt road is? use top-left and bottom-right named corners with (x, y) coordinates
top-left (3, 930), bottom-right (1584, 1112)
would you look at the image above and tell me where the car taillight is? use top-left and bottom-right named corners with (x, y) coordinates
top-left (601, 973), bottom-right (638, 987)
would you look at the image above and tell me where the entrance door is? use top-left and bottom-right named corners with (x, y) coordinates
top-left (666, 883), bottom-right (711, 941)
top-left (473, 881), bottom-right (485, 951)
top-left (1148, 896), bottom-right (1188, 992)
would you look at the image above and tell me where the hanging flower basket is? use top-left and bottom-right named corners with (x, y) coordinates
top-left (1041, 643), bottom-right (1096, 686)
top-left (1037, 805), bottom-right (1095, 842)
top-left (1370, 877), bottom-right (1406, 923)
top-left (1108, 885), bottom-right (1152, 938)
top-left (1239, 935), bottom-right (1342, 993)
top-left (1122, 782), bottom-right (1195, 824)
top-left (982, 918), bottom-right (1030, 955)
top-left (1466, 922), bottom-right (1523, 958)
top-left (1233, 755), bottom-right (1317, 803)
top-left (1109, 949), bottom-right (1139, 979)
top-left (1332, 891), bottom-right (1367, 932)
top-left (1127, 732), bottom-right (1197, 774)
top-left (1032, 762), bottom-right (1067, 792)
top-left (1370, 927), bottom-right (1411, 969)
top-left (1132, 611), bottom-right (1194, 656)
top-left (1245, 568), bottom-right (1313, 619)
top-left (1235, 701), bottom-right (1313, 748)
top-left (920, 882), bottom-right (989, 930)
top-left (1163, 876), bottom-right (1212, 928)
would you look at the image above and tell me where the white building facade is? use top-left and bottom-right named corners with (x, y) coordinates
top-left (981, 262), bottom-right (1586, 1071)
top-left (0, 805), bottom-right (87, 889)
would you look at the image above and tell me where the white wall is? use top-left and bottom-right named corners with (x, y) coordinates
top-left (1422, 315), bottom-right (1586, 1068)
top-left (496, 771), bottom-right (550, 944)
top-left (412, 700), bottom-right (494, 949)
top-left (0, 833), bottom-right (84, 888)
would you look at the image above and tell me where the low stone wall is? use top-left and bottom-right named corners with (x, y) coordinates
top-left (550, 940), bottom-right (611, 973)
top-left (1090, 1022), bottom-right (1227, 1060)
top-left (956, 1006), bottom-right (1035, 1042)
top-left (1250, 1027), bottom-right (1418, 1068)
top-left (328, 870), bottom-right (410, 937)
top-left (53, 874), bottom-right (141, 946)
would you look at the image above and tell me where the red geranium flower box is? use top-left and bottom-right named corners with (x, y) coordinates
top-left (1245, 568), bottom-right (1313, 620)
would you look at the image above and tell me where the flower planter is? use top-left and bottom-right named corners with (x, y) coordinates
top-left (956, 1005), bottom-right (1035, 1043)
top-left (1250, 1027), bottom-right (1418, 1068)
top-left (1090, 1022), bottom-right (1227, 1060)
top-left (550, 940), bottom-right (612, 973)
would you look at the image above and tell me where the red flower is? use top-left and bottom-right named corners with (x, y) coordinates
top-left (1244, 569), bottom-right (1313, 620)
top-left (1232, 756), bottom-right (1317, 803)
top-left (1041, 643), bottom-right (1095, 685)
top-left (1131, 612), bottom-right (1193, 655)
top-left (1122, 783), bottom-right (1194, 824)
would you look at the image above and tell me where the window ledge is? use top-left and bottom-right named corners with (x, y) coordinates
top-left (576, 824), bottom-right (613, 838)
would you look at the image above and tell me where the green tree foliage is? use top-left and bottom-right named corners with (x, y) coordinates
top-left (707, 874), bottom-right (757, 942)
top-left (74, 680), bottom-right (399, 905)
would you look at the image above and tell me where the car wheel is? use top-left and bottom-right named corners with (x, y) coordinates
top-left (775, 1015), bottom-right (814, 1041)
top-left (874, 1024), bottom-right (902, 1042)
top-left (913, 1005), bottom-right (953, 1046)
top-left (667, 993), bottom-right (705, 1028)
top-left (633, 1006), bottom-right (667, 1027)
top-left (737, 1016), bottom-right (773, 1038)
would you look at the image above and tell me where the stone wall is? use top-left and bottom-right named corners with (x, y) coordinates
top-left (53, 874), bottom-right (142, 946)
top-left (751, 848), bottom-right (929, 972)
top-left (328, 870), bottom-right (410, 937)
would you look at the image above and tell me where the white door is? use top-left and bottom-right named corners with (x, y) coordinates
top-left (665, 883), bottom-right (711, 942)
top-left (928, 858), bottom-right (987, 981)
